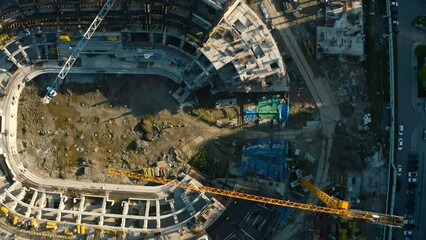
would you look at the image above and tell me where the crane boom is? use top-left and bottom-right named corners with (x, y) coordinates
top-left (42, 0), bottom-right (116, 104)
top-left (107, 168), bottom-right (404, 227)
top-left (300, 178), bottom-right (349, 210)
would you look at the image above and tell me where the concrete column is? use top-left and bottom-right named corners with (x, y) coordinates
top-left (181, 192), bottom-right (195, 216)
top-left (162, 34), bottom-right (167, 45)
top-left (121, 201), bottom-right (129, 228)
top-left (76, 196), bottom-right (85, 224)
top-left (16, 43), bottom-right (30, 63)
top-left (2, 48), bottom-right (22, 68)
top-left (193, 72), bottom-right (206, 84)
top-left (39, 193), bottom-right (47, 208)
top-left (10, 188), bottom-right (26, 210)
top-left (143, 200), bottom-right (150, 229)
top-left (156, 200), bottom-right (160, 229)
top-left (42, 34), bottom-right (49, 60)
top-left (36, 192), bottom-right (46, 219)
top-left (169, 200), bottom-right (178, 224)
top-left (25, 191), bottom-right (38, 218)
top-left (195, 50), bottom-right (202, 59)
top-left (8, 181), bottom-right (20, 191)
top-left (55, 196), bottom-right (66, 222)
top-left (150, 33), bottom-right (154, 43)
top-left (99, 197), bottom-right (107, 226)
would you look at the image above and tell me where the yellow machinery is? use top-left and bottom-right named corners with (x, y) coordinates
top-left (64, 230), bottom-right (74, 236)
top-left (30, 218), bottom-right (38, 228)
top-left (106, 36), bottom-right (118, 41)
top-left (45, 221), bottom-right (57, 231)
top-left (77, 225), bottom-right (86, 234)
top-left (107, 168), bottom-right (404, 227)
top-left (299, 178), bottom-right (349, 210)
top-left (12, 216), bottom-right (19, 226)
top-left (0, 206), bottom-right (9, 217)
top-left (59, 35), bottom-right (72, 42)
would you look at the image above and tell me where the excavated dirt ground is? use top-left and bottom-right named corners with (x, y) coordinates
top-left (16, 75), bottom-right (241, 182)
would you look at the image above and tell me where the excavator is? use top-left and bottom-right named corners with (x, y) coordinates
top-left (107, 167), bottom-right (404, 228)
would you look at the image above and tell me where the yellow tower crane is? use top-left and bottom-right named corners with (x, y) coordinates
top-left (299, 178), bottom-right (350, 210)
top-left (107, 168), bottom-right (404, 227)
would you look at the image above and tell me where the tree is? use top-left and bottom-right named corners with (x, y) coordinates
top-left (419, 67), bottom-right (426, 82)
top-left (188, 148), bottom-right (216, 177)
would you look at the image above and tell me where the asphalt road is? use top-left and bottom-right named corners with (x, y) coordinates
top-left (395, 0), bottom-right (426, 239)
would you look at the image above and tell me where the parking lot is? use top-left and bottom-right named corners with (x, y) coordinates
top-left (395, 150), bottom-right (424, 239)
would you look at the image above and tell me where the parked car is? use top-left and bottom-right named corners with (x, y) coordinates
top-left (406, 200), bottom-right (416, 207)
top-left (408, 178), bottom-right (417, 183)
top-left (405, 207), bottom-right (414, 213)
top-left (408, 159), bottom-right (419, 164)
top-left (404, 219), bottom-right (415, 224)
top-left (404, 214), bottom-right (413, 219)
top-left (392, 24), bottom-right (399, 35)
top-left (391, 6), bottom-right (398, 13)
top-left (396, 179), bottom-right (401, 192)
top-left (407, 165), bottom-right (419, 171)
top-left (397, 164), bottom-right (402, 176)
top-left (403, 230), bottom-right (413, 236)
top-left (404, 224), bottom-right (415, 230)
top-left (391, 1), bottom-right (398, 7)
top-left (406, 190), bottom-right (415, 195)
top-left (408, 183), bottom-right (417, 189)
top-left (399, 125), bottom-right (404, 135)
top-left (392, 20), bottom-right (399, 25)
top-left (398, 138), bottom-right (403, 150)
top-left (408, 172), bottom-right (418, 177)
top-left (423, 129), bottom-right (426, 140)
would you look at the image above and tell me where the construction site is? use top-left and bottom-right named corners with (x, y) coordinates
top-left (0, 0), bottom-right (404, 239)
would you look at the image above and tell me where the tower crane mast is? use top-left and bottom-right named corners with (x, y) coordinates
top-left (107, 168), bottom-right (404, 228)
top-left (42, 0), bottom-right (116, 104)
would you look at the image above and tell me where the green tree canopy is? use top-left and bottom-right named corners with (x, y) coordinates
top-left (419, 67), bottom-right (426, 82)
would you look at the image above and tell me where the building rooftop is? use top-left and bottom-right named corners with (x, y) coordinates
top-left (238, 139), bottom-right (288, 182)
top-left (207, 187), bottom-right (276, 240)
top-left (201, 1), bottom-right (288, 92)
top-left (316, 0), bottom-right (365, 59)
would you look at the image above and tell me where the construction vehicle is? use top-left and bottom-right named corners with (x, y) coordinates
top-left (30, 218), bottom-right (38, 228)
top-left (41, 0), bottom-right (116, 104)
top-left (107, 168), bottom-right (404, 227)
top-left (64, 229), bottom-right (74, 236)
top-left (77, 225), bottom-right (86, 234)
top-left (45, 221), bottom-right (57, 231)
top-left (12, 215), bottom-right (19, 226)
top-left (105, 36), bottom-right (118, 41)
top-left (105, 229), bottom-right (117, 236)
top-left (0, 206), bottom-right (9, 217)
top-left (59, 35), bottom-right (72, 42)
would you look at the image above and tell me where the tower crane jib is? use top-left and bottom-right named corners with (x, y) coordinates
top-left (41, 0), bottom-right (116, 104)
top-left (107, 168), bottom-right (404, 228)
